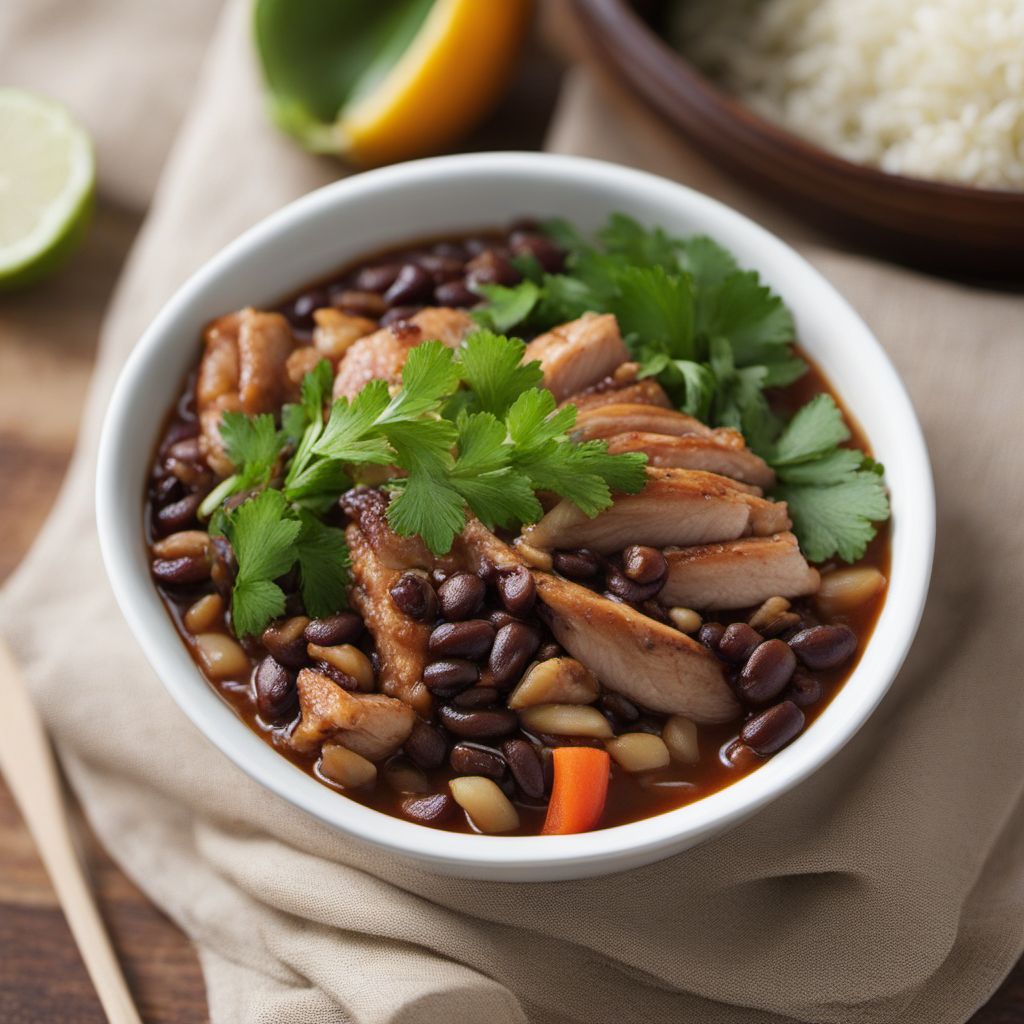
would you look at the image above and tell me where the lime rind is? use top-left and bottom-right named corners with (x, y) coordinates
top-left (0, 88), bottom-right (95, 289)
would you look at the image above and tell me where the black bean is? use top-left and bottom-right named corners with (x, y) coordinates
top-left (288, 287), bottom-right (328, 330)
top-left (151, 555), bottom-right (210, 585)
top-left (380, 304), bottom-right (422, 326)
top-left (536, 642), bottom-right (562, 661)
top-left (254, 656), bottom-right (297, 723)
top-left (786, 670), bottom-right (823, 708)
top-left (601, 692), bottom-right (640, 723)
top-left (355, 263), bottom-right (402, 292)
top-left (422, 659), bottom-right (479, 693)
top-left (434, 279), bottom-right (477, 307)
top-left (487, 609), bottom-right (519, 630)
top-left (717, 622), bottom-right (764, 663)
top-left (416, 253), bottom-right (464, 283)
top-left (788, 625), bottom-right (858, 670)
top-left (725, 740), bottom-right (761, 770)
top-left (428, 619), bottom-right (495, 661)
top-left (389, 573), bottom-right (438, 622)
top-left (605, 569), bottom-right (663, 602)
top-left (158, 419), bottom-right (199, 456)
top-left (383, 757), bottom-right (430, 795)
top-left (488, 622), bottom-right (541, 688)
top-left (699, 622), bottom-right (726, 650)
top-left (437, 704), bottom-right (518, 739)
top-left (154, 492), bottom-right (202, 535)
top-left (210, 534), bottom-right (237, 598)
top-left (476, 557), bottom-right (499, 586)
top-left (629, 716), bottom-right (664, 736)
top-left (430, 567), bottom-right (450, 586)
top-left (303, 612), bottom-right (363, 647)
top-left (167, 436), bottom-right (202, 463)
top-left (384, 263), bottom-right (432, 307)
top-left (622, 545), bottom-right (668, 585)
top-left (432, 241), bottom-right (468, 261)
top-left (153, 475), bottom-right (184, 506)
top-left (465, 249), bottom-right (521, 287)
top-left (403, 718), bottom-right (449, 770)
top-left (509, 231), bottom-right (565, 273)
top-left (437, 572), bottom-right (486, 621)
top-left (400, 792), bottom-right (455, 824)
top-left (452, 686), bottom-right (499, 709)
top-left (552, 548), bottom-right (600, 579)
top-left (741, 700), bottom-right (805, 755)
top-left (739, 639), bottom-right (797, 704)
top-left (496, 565), bottom-right (536, 617)
top-left (260, 618), bottom-right (310, 668)
top-left (450, 742), bottom-right (506, 780)
top-left (501, 738), bottom-right (545, 798)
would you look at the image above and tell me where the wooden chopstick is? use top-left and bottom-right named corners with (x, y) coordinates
top-left (0, 640), bottom-right (143, 1024)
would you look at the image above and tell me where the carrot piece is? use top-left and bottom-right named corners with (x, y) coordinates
top-left (541, 747), bottom-right (611, 835)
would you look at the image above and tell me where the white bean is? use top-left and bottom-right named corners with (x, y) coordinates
top-left (194, 632), bottom-right (249, 680)
top-left (320, 743), bottom-right (377, 788)
top-left (518, 703), bottom-right (612, 738)
top-left (662, 715), bottom-right (700, 764)
top-left (606, 733), bottom-right (671, 772)
top-left (508, 658), bottom-right (599, 709)
top-left (816, 567), bottom-right (886, 615)
top-left (183, 593), bottom-right (224, 634)
top-left (449, 776), bottom-right (520, 833)
top-left (307, 643), bottom-right (374, 690)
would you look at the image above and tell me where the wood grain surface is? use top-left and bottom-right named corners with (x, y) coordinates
top-left (0, 35), bottom-right (1019, 1024)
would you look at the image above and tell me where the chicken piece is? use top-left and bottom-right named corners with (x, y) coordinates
top-left (660, 533), bottom-right (820, 610)
top-left (312, 308), bottom-right (377, 363)
top-left (534, 574), bottom-right (738, 723)
top-left (565, 378), bottom-right (673, 413)
top-left (333, 307), bottom-right (474, 399)
top-left (195, 308), bottom-right (296, 476)
top-left (346, 523), bottom-right (432, 715)
top-left (519, 468), bottom-right (790, 553)
top-left (605, 432), bottom-right (776, 489)
top-left (341, 487), bottom-right (433, 572)
top-left (286, 345), bottom-right (323, 389)
top-left (456, 516), bottom-right (522, 573)
top-left (522, 313), bottom-right (630, 402)
top-left (572, 403), bottom-right (740, 445)
top-left (291, 669), bottom-right (414, 759)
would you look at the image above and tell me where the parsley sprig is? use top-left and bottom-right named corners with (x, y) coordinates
top-left (207, 330), bottom-right (646, 635)
top-left (473, 214), bottom-right (890, 564)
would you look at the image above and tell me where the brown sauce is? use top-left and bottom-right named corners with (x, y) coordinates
top-left (145, 225), bottom-right (890, 836)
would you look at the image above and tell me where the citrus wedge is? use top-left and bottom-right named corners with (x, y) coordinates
top-left (255, 0), bottom-right (532, 166)
top-left (0, 89), bottom-right (94, 289)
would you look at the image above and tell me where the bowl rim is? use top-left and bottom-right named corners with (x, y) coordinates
top-left (571, 0), bottom-right (1024, 210)
top-left (96, 151), bottom-right (934, 879)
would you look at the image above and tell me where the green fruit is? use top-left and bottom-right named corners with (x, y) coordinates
top-left (0, 88), bottom-right (95, 290)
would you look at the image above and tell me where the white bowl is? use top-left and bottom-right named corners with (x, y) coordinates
top-left (96, 153), bottom-right (934, 881)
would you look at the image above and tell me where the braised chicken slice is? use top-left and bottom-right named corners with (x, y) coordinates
top-left (565, 377), bottom-right (674, 412)
top-left (291, 668), bottom-right (415, 759)
top-left (605, 432), bottom-right (776, 489)
top-left (346, 523), bottom-right (432, 716)
top-left (196, 308), bottom-right (296, 476)
top-left (660, 533), bottom-right (820, 610)
top-left (533, 574), bottom-right (738, 723)
top-left (571, 403), bottom-right (740, 445)
top-left (333, 307), bottom-right (474, 399)
top-left (522, 313), bottom-right (630, 402)
top-left (341, 487), bottom-right (434, 572)
top-left (520, 468), bottom-right (790, 553)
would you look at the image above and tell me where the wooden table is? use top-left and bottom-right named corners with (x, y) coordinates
top-left (0, 40), bottom-right (1020, 1024)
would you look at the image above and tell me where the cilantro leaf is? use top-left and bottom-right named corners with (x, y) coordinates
top-left (219, 412), bottom-right (285, 481)
top-left (223, 489), bottom-right (301, 636)
top-left (680, 235), bottom-right (739, 288)
top-left (775, 471), bottom-right (890, 563)
top-left (378, 341), bottom-right (460, 424)
top-left (470, 281), bottom-right (540, 333)
top-left (597, 213), bottom-right (681, 271)
top-left (314, 380), bottom-right (394, 463)
top-left (697, 270), bottom-right (795, 365)
top-left (457, 330), bottom-right (543, 416)
top-left (505, 388), bottom-right (576, 450)
top-left (770, 394), bottom-right (851, 466)
top-left (611, 265), bottom-right (695, 359)
top-left (294, 511), bottom-right (350, 618)
top-left (386, 472), bottom-right (466, 556)
top-left (775, 447), bottom-right (864, 485)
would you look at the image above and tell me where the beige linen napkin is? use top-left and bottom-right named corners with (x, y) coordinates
top-left (3, 1), bottom-right (1024, 1020)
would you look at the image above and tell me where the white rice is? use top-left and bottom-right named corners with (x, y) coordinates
top-left (671, 0), bottom-right (1024, 190)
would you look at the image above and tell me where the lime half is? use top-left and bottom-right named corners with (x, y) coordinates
top-left (0, 89), bottom-right (95, 289)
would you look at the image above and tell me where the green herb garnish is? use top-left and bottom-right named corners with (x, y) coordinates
top-left (473, 214), bottom-right (891, 565)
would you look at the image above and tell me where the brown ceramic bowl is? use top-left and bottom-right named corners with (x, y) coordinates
top-left (571, 0), bottom-right (1024, 276)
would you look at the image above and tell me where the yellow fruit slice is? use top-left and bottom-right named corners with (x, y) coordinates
top-left (0, 89), bottom-right (94, 289)
top-left (339, 0), bottom-right (532, 166)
